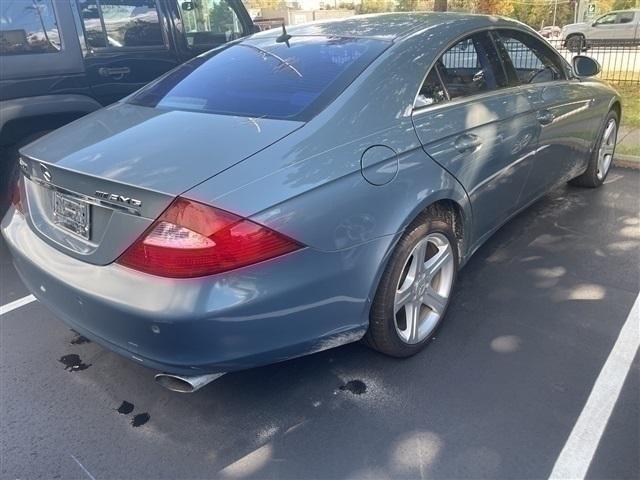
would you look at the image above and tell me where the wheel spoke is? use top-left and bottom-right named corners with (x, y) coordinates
top-left (406, 301), bottom-right (421, 343)
top-left (422, 286), bottom-right (447, 315)
top-left (412, 241), bottom-right (429, 274)
top-left (602, 144), bottom-right (615, 156)
top-left (394, 286), bottom-right (413, 312)
top-left (603, 121), bottom-right (616, 143)
top-left (424, 243), bottom-right (452, 279)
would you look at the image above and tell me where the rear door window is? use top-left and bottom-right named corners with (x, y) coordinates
top-left (617, 11), bottom-right (636, 24)
top-left (0, 0), bottom-right (60, 55)
top-left (129, 36), bottom-right (389, 120)
top-left (78, 0), bottom-right (165, 49)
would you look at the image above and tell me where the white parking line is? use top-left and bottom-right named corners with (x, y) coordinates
top-left (0, 294), bottom-right (36, 316)
top-left (549, 293), bottom-right (640, 480)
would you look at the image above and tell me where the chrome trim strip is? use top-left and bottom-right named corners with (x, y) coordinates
top-left (22, 171), bottom-right (141, 216)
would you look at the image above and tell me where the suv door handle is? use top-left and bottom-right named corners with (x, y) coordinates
top-left (98, 67), bottom-right (131, 78)
top-left (454, 134), bottom-right (482, 153)
top-left (537, 110), bottom-right (555, 125)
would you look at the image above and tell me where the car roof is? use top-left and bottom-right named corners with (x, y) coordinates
top-left (252, 12), bottom-right (524, 42)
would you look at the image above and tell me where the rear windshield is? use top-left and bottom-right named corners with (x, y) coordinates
top-left (128, 36), bottom-right (388, 120)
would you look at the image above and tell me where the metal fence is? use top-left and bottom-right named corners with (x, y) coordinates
top-left (547, 38), bottom-right (640, 85)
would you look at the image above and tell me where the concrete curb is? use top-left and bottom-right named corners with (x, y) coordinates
top-left (615, 154), bottom-right (640, 170)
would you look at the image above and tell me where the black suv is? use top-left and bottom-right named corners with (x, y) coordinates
top-left (0, 0), bottom-right (254, 203)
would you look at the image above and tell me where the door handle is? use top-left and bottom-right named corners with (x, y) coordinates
top-left (98, 67), bottom-right (131, 78)
top-left (454, 134), bottom-right (482, 153)
top-left (537, 110), bottom-right (555, 125)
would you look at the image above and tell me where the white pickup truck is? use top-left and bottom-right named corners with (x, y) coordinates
top-left (562, 9), bottom-right (640, 51)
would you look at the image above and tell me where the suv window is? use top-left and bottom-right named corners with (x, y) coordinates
top-left (494, 30), bottom-right (566, 85)
top-left (0, 0), bottom-right (60, 55)
top-left (78, 0), bottom-right (164, 49)
top-left (594, 13), bottom-right (617, 25)
top-left (617, 11), bottom-right (635, 24)
top-left (416, 33), bottom-right (506, 106)
top-left (128, 36), bottom-right (388, 120)
top-left (178, 0), bottom-right (244, 49)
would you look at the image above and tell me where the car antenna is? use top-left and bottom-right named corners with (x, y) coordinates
top-left (276, 23), bottom-right (292, 48)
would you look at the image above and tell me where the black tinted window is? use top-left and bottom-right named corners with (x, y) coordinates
top-left (617, 12), bottom-right (635, 24)
top-left (129, 36), bottom-right (388, 120)
top-left (495, 31), bottom-right (566, 85)
top-left (178, 0), bottom-right (244, 48)
top-left (0, 0), bottom-right (60, 55)
top-left (79, 0), bottom-right (163, 49)
top-left (436, 33), bottom-right (506, 100)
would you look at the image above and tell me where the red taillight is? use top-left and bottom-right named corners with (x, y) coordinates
top-left (117, 197), bottom-right (302, 278)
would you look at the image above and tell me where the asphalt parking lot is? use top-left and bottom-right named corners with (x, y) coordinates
top-left (1, 167), bottom-right (638, 480)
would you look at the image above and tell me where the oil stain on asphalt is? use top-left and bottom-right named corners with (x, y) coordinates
top-left (58, 354), bottom-right (91, 371)
top-left (116, 401), bottom-right (134, 415)
top-left (339, 379), bottom-right (367, 395)
top-left (131, 413), bottom-right (150, 427)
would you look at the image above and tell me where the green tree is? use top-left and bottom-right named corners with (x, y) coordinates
top-left (612, 0), bottom-right (640, 8)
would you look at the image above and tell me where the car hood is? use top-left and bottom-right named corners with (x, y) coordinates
top-left (563, 22), bottom-right (588, 31)
top-left (20, 102), bottom-right (304, 195)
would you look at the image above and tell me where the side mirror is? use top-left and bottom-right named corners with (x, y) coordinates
top-left (572, 55), bottom-right (600, 77)
top-left (181, 1), bottom-right (195, 11)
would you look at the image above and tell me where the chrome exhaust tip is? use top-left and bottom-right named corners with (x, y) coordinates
top-left (154, 372), bottom-right (225, 393)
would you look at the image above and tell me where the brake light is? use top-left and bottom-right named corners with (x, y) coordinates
top-left (117, 197), bottom-right (302, 278)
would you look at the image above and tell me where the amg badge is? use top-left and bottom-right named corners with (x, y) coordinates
top-left (95, 190), bottom-right (142, 208)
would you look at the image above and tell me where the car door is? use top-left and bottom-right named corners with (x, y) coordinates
top-left (588, 12), bottom-right (620, 41)
top-left (168, 0), bottom-right (254, 62)
top-left (493, 29), bottom-right (597, 201)
top-left (77, 0), bottom-right (181, 106)
top-left (412, 32), bottom-right (540, 243)
top-left (614, 11), bottom-right (640, 40)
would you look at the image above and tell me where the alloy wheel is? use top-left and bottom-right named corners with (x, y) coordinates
top-left (597, 118), bottom-right (617, 181)
top-left (394, 233), bottom-right (455, 344)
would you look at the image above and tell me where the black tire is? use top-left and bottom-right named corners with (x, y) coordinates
top-left (566, 34), bottom-right (585, 52)
top-left (364, 207), bottom-right (459, 358)
top-left (569, 110), bottom-right (619, 188)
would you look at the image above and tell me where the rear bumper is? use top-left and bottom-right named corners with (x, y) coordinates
top-left (2, 206), bottom-right (396, 375)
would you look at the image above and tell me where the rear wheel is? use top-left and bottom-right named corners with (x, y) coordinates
top-left (566, 34), bottom-right (585, 52)
top-left (570, 110), bottom-right (618, 188)
top-left (365, 209), bottom-right (458, 357)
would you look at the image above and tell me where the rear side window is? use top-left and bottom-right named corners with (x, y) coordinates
top-left (494, 30), bottom-right (566, 85)
top-left (617, 12), bottom-right (635, 24)
top-left (0, 0), bottom-right (60, 55)
top-left (78, 0), bottom-right (164, 49)
top-left (177, 0), bottom-right (244, 49)
top-left (129, 36), bottom-right (389, 120)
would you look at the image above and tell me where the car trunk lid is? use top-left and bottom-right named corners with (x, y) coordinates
top-left (18, 103), bottom-right (303, 265)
